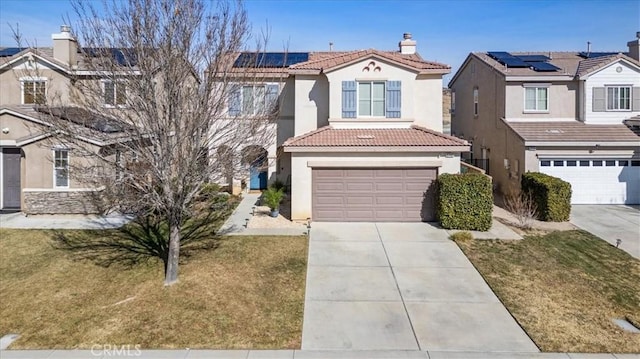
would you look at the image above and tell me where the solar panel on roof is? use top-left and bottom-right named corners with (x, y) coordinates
top-left (0, 47), bottom-right (26, 57)
top-left (487, 51), bottom-right (512, 60)
top-left (82, 47), bottom-right (137, 66)
top-left (578, 51), bottom-right (621, 59)
top-left (233, 52), bottom-right (309, 68)
top-left (530, 62), bottom-right (561, 71)
top-left (517, 55), bottom-right (550, 62)
top-left (501, 57), bottom-right (530, 67)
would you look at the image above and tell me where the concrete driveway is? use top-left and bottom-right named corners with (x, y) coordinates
top-left (571, 205), bottom-right (640, 259)
top-left (302, 222), bottom-right (539, 352)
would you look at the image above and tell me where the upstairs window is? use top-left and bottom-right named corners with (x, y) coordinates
top-left (606, 86), bottom-right (631, 111)
top-left (228, 84), bottom-right (279, 117)
top-left (54, 149), bottom-right (69, 188)
top-left (473, 87), bottom-right (479, 116)
top-left (341, 80), bottom-right (401, 118)
top-left (524, 85), bottom-right (549, 112)
top-left (358, 81), bottom-right (385, 117)
top-left (451, 91), bottom-right (456, 114)
top-left (22, 80), bottom-right (46, 104)
top-left (103, 80), bottom-right (126, 107)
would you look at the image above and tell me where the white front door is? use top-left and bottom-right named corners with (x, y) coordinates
top-left (539, 159), bottom-right (640, 204)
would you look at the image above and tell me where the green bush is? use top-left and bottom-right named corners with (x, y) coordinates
top-left (270, 179), bottom-right (288, 193)
top-left (437, 173), bottom-right (492, 231)
top-left (521, 172), bottom-right (571, 222)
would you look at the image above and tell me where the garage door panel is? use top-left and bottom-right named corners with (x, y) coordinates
top-left (313, 168), bottom-right (438, 222)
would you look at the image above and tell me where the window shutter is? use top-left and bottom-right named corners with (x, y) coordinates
top-left (592, 87), bottom-right (605, 112)
top-left (342, 81), bottom-right (357, 118)
top-left (266, 84), bottom-right (279, 113)
top-left (633, 87), bottom-right (640, 111)
top-left (386, 80), bottom-right (401, 118)
top-left (228, 86), bottom-right (241, 116)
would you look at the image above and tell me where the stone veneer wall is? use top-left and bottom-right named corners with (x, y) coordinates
top-left (23, 190), bottom-right (100, 214)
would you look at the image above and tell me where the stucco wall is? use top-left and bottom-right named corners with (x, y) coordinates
top-left (584, 61), bottom-right (640, 124)
top-left (289, 152), bottom-right (461, 221)
top-left (294, 74), bottom-right (329, 136)
top-left (0, 59), bottom-right (71, 106)
top-left (505, 81), bottom-right (578, 120)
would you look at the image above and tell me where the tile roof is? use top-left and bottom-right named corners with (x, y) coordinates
top-left (289, 49), bottom-right (450, 73)
top-left (283, 125), bottom-right (468, 147)
top-left (505, 121), bottom-right (640, 143)
top-left (472, 51), bottom-right (639, 78)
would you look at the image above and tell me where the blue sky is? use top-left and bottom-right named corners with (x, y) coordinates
top-left (1, 0), bottom-right (638, 80)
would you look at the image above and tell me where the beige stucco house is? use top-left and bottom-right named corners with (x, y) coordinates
top-left (0, 26), bottom-right (132, 213)
top-left (449, 34), bottom-right (640, 205)
top-left (225, 34), bottom-right (469, 222)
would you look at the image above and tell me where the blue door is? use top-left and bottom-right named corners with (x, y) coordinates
top-left (250, 166), bottom-right (267, 190)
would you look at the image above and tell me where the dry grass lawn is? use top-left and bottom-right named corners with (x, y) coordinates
top-left (0, 229), bottom-right (307, 349)
top-left (455, 230), bottom-right (640, 353)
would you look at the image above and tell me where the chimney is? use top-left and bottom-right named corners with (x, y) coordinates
top-left (52, 25), bottom-right (77, 66)
top-left (399, 32), bottom-right (416, 55)
top-left (627, 31), bottom-right (640, 61)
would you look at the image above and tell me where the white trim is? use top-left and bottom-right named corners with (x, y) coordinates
top-left (16, 133), bottom-right (52, 147)
top-left (537, 154), bottom-right (638, 160)
top-left (605, 85), bottom-right (632, 112)
top-left (526, 141), bottom-right (640, 147)
top-left (357, 81), bottom-right (386, 118)
top-left (0, 52), bottom-right (69, 72)
top-left (473, 87), bottom-right (479, 117)
top-left (0, 140), bottom-right (17, 146)
top-left (578, 58), bottom-right (640, 80)
top-left (523, 84), bottom-right (550, 113)
top-left (307, 160), bottom-right (443, 168)
top-left (101, 79), bottom-right (128, 108)
top-left (20, 78), bottom-right (47, 105)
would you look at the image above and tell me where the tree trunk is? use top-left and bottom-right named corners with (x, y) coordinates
top-left (164, 221), bottom-right (181, 286)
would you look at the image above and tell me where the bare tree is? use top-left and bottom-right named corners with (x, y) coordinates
top-left (504, 190), bottom-right (537, 229)
top-left (15, 0), bottom-right (279, 285)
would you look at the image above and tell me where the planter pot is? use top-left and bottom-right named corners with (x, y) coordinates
top-left (270, 209), bottom-right (279, 218)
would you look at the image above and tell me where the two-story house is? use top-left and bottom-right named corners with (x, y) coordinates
top-left (449, 33), bottom-right (640, 205)
top-left (0, 26), bottom-right (132, 214)
top-left (226, 34), bottom-right (469, 222)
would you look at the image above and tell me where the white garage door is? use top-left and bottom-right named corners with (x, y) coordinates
top-left (539, 159), bottom-right (640, 204)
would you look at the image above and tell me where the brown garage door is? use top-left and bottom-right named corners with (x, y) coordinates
top-left (312, 168), bottom-right (437, 222)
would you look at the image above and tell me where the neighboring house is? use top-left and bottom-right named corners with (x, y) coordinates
top-left (449, 33), bottom-right (640, 205)
top-left (0, 26), bottom-right (131, 213)
top-left (225, 33), bottom-right (469, 222)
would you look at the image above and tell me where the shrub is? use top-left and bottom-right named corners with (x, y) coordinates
top-left (261, 187), bottom-right (284, 210)
top-left (270, 179), bottom-right (288, 193)
top-left (449, 231), bottom-right (474, 241)
top-left (198, 183), bottom-right (222, 199)
top-left (521, 172), bottom-right (571, 222)
top-left (504, 190), bottom-right (537, 229)
top-left (437, 173), bottom-right (492, 231)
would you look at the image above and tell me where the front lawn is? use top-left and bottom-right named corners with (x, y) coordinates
top-left (0, 229), bottom-right (308, 349)
top-left (455, 230), bottom-right (640, 353)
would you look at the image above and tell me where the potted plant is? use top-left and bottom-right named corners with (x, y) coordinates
top-left (262, 187), bottom-right (284, 217)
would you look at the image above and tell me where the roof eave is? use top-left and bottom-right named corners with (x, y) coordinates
top-left (524, 140), bottom-right (640, 147)
top-left (578, 57), bottom-right (640, 80)
top-left (283, 145), bottom-right (470, 153)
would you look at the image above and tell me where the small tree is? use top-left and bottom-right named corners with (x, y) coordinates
top-left (13, 0), bottom-right (280, 285)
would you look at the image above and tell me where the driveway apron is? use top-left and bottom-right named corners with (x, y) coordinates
top-left (302, 222), bottom-right (539, 352)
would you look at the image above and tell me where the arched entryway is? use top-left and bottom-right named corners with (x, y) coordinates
top-left (242, 145), bottom-right (268, 190)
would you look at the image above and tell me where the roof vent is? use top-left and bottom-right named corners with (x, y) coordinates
top-left (545, 129), bottom-right (564, 134)
top-left (356, 135), bottom-right (375, 139)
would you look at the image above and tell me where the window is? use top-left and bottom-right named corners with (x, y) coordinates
top-left (451, 91), bottom-right (456, 114)
top-left (104, 81), bottom-right (126, 107)
top-left (229, 84), bottom-right (279, 117)
top-left (540, 160), bottom-right (551, 167)
top-left (358, 81), bottom-right (385, 117)
top-left (54, 149), bottom-right (69, 188)
top-left (579, 160), bottom-right (590, 167)
top-left (605, 160), bottom-right (616, 166)
top-left (473, 88), bottom-right (479, 116)
top-left (553, 160), bottom-right (564, 167)
top-left (606, 86), bottom-right (631, 110)
top-left (524, 86), bottom-right (549, 112)
top-left (619, 160), bottom-right (629, 166)
top-left (22, 80), bottom-right (46, 104)
top-left (632, 160), bottom-right (640, 167)
top-left (593, 160), bottom-right (603, 166)
top-left (567, 160), bottom-right (577, 166)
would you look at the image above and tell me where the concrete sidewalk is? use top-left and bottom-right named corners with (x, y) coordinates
top-left (1, 349), bottom-right (637, 358)
top-left (302, 222), bottom-right (538, 352)
top-left (0, 212), bottom-right (132, 229)
top-left (219, 193), bottom-right (308, 236)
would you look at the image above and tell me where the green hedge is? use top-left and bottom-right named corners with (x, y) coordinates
top-left (521, 172), bottom-right (572, 222)
top-left (436, 173), bottom-right (492, 231)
